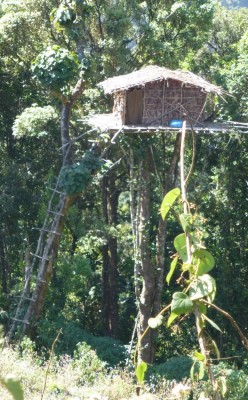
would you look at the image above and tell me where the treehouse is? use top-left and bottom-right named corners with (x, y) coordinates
top-left (87, 65), bottom-right (225, 132)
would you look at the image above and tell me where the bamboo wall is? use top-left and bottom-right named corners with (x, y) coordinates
top-left (112, 79), bottom-right (207, 127)
top-left (143, 80), bottom-right (207, 126)
top-left (113, 91), bottom-right (126, 125)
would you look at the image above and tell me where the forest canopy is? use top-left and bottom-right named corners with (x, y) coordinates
top-left (0, 0), bottom-right (247, 399)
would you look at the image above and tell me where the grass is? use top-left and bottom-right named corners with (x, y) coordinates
top-left (0, 346), bottom-right (155, 400)
top-left (1, 344), bottom-right (247, 400)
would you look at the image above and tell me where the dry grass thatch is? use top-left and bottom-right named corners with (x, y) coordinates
top-left (98, 65), bottom-right (225, 96)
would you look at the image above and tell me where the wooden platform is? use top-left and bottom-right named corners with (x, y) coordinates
top-left (79, 113), bottom-right (248, 134)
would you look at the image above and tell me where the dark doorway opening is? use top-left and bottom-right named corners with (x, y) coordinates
top-left (126, 89), bottom-right (144, 125)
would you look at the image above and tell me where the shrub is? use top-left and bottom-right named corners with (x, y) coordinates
top-left (213, 362), bottom-right (248, 400)
top-left (72, 342), bottom-right (106, 385)
top-left (148, 356), bottom-right (193, 382)
top-left (86, 335), bottom-right (126, 367)
top-left (37, 317), bottom-right (126, 366)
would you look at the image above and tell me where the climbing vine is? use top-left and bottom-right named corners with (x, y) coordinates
top-left (135, 121), bottom-right (248, 399)
top-left (59, 151), bottom-right (102, 195)
top-left (135, 186), bottom-right (219, 385)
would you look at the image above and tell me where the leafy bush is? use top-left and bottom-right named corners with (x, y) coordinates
top-left (85, 335), bottom-right (126, 367)
top-left (72, 342), bottom-right (106, 385)
top-left (213, 362), bottom-right (248, 400)
top-left (148, 356), bottom-right (193, 381)
top-left (13, 105), bottom-right (58, 138)
top-left (59, 152), bottom-right (102, 195)
top-left (37, 317), bottom-right (126, 367)
top-left (32, 46), bottom-right (79, 90)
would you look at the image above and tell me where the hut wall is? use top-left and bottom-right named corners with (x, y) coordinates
top-left (163, 79), bottom-right (207, 125)
top-left (142, 81), bottom-right (164, 126)
top-left (113, 91), bottom-right (126, 125)
top-left (142, 80), bottom-right (207, 126)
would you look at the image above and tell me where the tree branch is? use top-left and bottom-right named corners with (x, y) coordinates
top-left (202, 300), bottom-right (248, 350)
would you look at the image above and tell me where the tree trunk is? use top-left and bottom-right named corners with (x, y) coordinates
top-left (6, 80), bottom-right (85, 341)
top-left (0, 232), bottom-right (9, 294)
top-left (153, 131), bottom-right (181, 315)
top-left (132, 133), bottom-right (182, 364)
top-left (107, 170), bottom-right (119, 338)
top-left (101, 171), bottom-right (119, 338)
top-left (22, 195), bottom-right (73, 335)
top-left (136, 145), bottom-right (155, 363)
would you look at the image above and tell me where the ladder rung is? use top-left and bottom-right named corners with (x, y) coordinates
top-left (47, 210), bottom-right (64, 217)
top-left (48, 187), bottom-right (66, 195)
top-left (37, 278), bottom-right (46, 283)
top-left (30, 252), bottom-right (51, 261)
top-left (32, 228), bottom-right (61, 235)
top-left (14, 295), bottom-right (35, 302)
top-left (10, 318), bottom-right (30, 324)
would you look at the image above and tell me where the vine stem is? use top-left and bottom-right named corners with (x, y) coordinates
top-left (180, 119), bottom-right (221, 400)
top-left (133, 303), bottom-right (171, 366)
top-left (40, 329), bottom-right (62, 400)
top-left (201, 299), bottom-right (248, 350)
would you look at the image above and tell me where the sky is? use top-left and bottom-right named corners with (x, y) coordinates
top-left (221, 0), bottom-right (248, 7)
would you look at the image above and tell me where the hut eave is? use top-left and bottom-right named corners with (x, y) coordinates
top-left (98, 65), bottom-right (226, 97)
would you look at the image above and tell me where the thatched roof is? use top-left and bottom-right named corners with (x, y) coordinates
top-left (98, 65), bottom-right (224, 96)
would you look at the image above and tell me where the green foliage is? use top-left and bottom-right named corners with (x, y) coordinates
top-left (174, 233), bottom-right (188, 262)
top-left (190, 351), bottom-right (206, 381)
top-left (37, 316), bottom-right (126, 366)
top-left (166, 256), bottom-right (178, 285)
top-left (18, 336), bottom-right (37, 358)
top-left (192, 249), bottom-right (215, 277)
top-left (81, 334), bottom-right (126, 367)
top-left (32, 46), bottom-right (79, 91)
top-left (0, 1), bottom-right (247, 392)
top-left (160, 188), bottom-right (180, 220)
top-left (12, 105), bottom-right (58, 138)
top-left (53, 3), bottom-right (76, 28)
top-left (189, 275), bottom-right (216, 303)
top-left (72, 342), bottom-right (106, 385)
top-left (133, 0), bottom-right (215, 67)
top-left (213, 363), bottom-right (248, 400)
top-left (171, 292), bottom-right (193, 315)
top-left (0, 376), bottom-right (24, 400)
top-left (148, 315), bottom-right (163, 329)
top-left (59, 152), bottom-right (102, 195)
top-left (148, 356), bottom-right (193, 381)
top-left (136, 361), bottom-right (148, 384)
top-left (187, 6), bottom-right (248, 120)
top-left (142, 186), bottom-right (222, 388)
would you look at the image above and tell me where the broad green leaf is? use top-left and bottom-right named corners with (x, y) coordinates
top-left (203, 315), bottom-right (222, 332)
top-left (190, 361), bottom-right (196, 381)
top-left (166, 256), bottom-right (178, 284)
top-left (179, 213), bottom-right (192, 232)
top-left (160, 188), bottom-right (180, 220)
top-left (211, 338), bottom-right (220, 360)
top-left (167, 312), bottom-right (178, 327)
top-left (193, 351), bottom-right (205, 362)
top-left (219, 376), bottom-right (227, 397)
top-left (193, 249), bottom-right (215, 276)
top-left (171, 292), bottom-right (193, 315)
top-left (199, 361), bottom-right (205, 380)
top-left (190, 361), bottom-right (205, 381)
top-left (174, 233), bottom-right (188, 262)
top-left (189, 274), bottom-right (216, 302)
top-left (197, 301), bottom-right (207, 315)
top-left (136, 361), bottom-right (148, 383)
top-left (148, 315), bottom-right (163, 329)
top-left (0, 376), bottom-right (24, 400)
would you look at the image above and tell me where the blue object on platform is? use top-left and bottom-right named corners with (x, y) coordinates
top-left (168, 119), bottom-right (183, 128)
